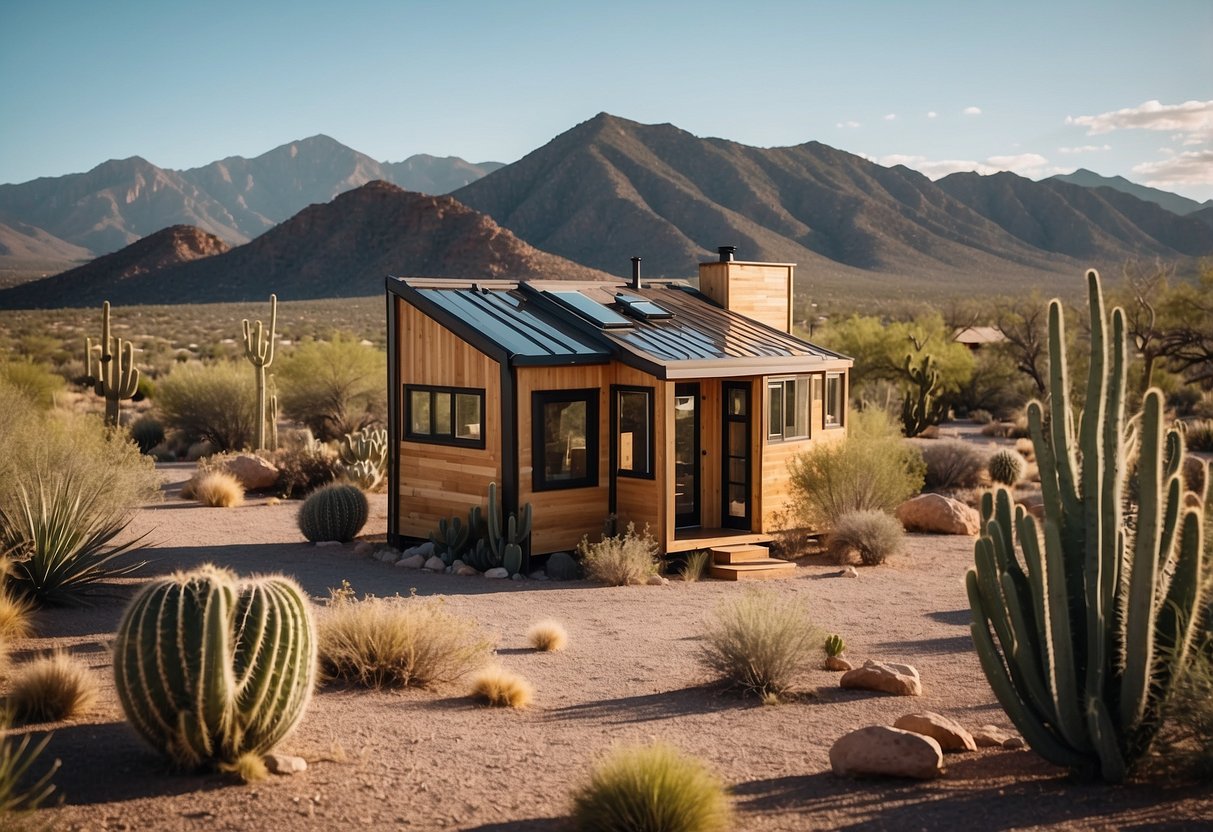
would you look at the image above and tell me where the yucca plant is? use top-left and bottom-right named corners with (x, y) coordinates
top-left (0, 709), bottom-right (59, 815)
top-left (967, 270), bottom-right (1207, 782)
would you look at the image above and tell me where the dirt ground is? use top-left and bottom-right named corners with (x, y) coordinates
top-left (8, 464), bottom-right (1212, 831)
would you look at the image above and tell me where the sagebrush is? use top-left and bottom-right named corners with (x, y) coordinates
top-left (578, 523), bottom-right (659, 586)
top-left (920, 439), bottom-right (986, 490)
top-left (826, 510), bottom-right (904, 566)
top-left (699, 590), bottom-right (822, 698)
top-left (155, 361), bottom-right (257, 452)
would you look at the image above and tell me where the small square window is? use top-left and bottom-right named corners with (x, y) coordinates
top-left (533, 389), bottom-right (599, 490)
top-left (825, 373), bottom-right (845, 427)
top-left (767, 377), bottom-right (809, 441)
top-left (404, 385), bottom-right (485, 448)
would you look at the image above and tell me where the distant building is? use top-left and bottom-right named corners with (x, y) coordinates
top-left (953, 326), bottom-right (1005, 351)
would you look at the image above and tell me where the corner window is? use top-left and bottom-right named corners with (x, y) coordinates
top-left (533, 389), bottom-right (599, 490)
top-left (613, 386), bottom-right (654, 479)
top-left (405, 385), bottom-right (485, 448)
top-left (767, 377), bottom-right (809, 441)
top-left (825, 373), bottom-right (845, 427)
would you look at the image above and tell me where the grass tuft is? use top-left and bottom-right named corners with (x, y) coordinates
top-left (193, 471), bottom-right (245, 508)
top-left (680, 550), bottom-right (712, 583)
top-left (527, 620), bottom-right (568, 652)
top-left (699, 590), bottom-right (822, 699)
top-left (578, 522), bottom-right (660, 586)
top-left (826, 509), bottom-right (905, 566)
top-left (219, 751), bottom-right (269, 783)
top-left (8, 651), bottom-right (98, 724)
top-left (470, 665), bottom-right (533, 708)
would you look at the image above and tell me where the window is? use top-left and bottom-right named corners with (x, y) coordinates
top-left (825, 372), bottom-right (845, 427)
top-left (405, 385), bottom-right (484, 448)
top-left (613, 386), bottom-right (654, 478)
top-left (533, 389), bottom-right (599, 490)
top-left (767, 377), bottom-right (809, 441)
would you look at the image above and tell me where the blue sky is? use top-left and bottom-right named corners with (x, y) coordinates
top-left (2, 0), bottom-right (1211, 200)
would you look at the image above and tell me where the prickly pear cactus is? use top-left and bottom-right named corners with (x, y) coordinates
top-left (298, 483), bottom-right (368, 543)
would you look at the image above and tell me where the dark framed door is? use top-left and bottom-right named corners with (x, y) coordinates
top-left (674, 383), bottom-right (700, 528)
top-left (722, 382), bottom-right (751, 529)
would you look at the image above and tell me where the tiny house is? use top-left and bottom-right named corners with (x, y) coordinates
top-left (385, 247), bottom-right (852, 558)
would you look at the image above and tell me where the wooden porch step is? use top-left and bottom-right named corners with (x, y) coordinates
top-left (709, 544), bottom-right (771, 564)
top-left (709, 560), bottom-right (798, 581)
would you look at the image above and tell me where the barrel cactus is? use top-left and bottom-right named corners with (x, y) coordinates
top-left (112, 565), bottom-right (316, 771)
top-left (987, 448), bottom-right (1026, 485)
top-left (298, 483), bottom-right (368, 543)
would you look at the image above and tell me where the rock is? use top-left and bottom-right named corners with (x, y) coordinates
top-left (973, 724), bottom-right (1014, 748)
top-left (373, 549), bottom-right (399, 563)
top-left (894, 712), bottom-right (977, 752)
top-left (895, 493), bottom-right (981, 536)
top-left (528, 569), bottom-right (549, 581)
top-left (511, 573), bottom-right (525, 581)
top-left (829, 726), bottom-right (944, 780)
top-left (646, 574), bottom-right (669, 586)
top-left (484, 567), bottom-right (509, 579)
top-left (265, 753), bottom-right (307, 775)
top-left (404, 541), bottom-right (435, 557)
top-left (314, 541), bottom-right (343, 547)
top-left (451, 559), bottom-right (467, 571)
top-left (825, 656), bottom-right (853, 672)
top-left (423, 556), bottom-right (446, 571)
top-left (545, 551), bottom-right (582, 581)
top-left (222, 454), bottom-right (280, 491)
top-left (354, 541), bottom-right (375, 557)
top-left (396, 554), bottom-right (426, 569)
top-left (840, 660), bottom-right (922, 696)
top-left (454, 564), bottom-right (479, 577)
top-left (840, 566), bottom-right (859, 578)
top-left (1002, 736), bottom-right (1026, 750)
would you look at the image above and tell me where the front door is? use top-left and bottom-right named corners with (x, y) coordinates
top-left (723, 382), bottom-right (751, 529)
top-left (674, 383), bottom-right (700, 527)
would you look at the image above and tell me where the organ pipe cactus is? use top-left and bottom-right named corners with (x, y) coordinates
top-left (85, 301), bottom-right (140, 427)
top-left (900, 353), bottom-right (947, 437)
top-left (112, 564), bottom-right (316, 771)
top-left (966, 269), bottom-right (1207, 782)
top-left (242, 294), bottom-right (277, 451)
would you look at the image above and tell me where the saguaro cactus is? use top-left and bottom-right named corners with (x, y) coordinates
top-left (900, 353), bottom-right (947, 437)
top-left (967, 269), bottom-right (1207, 782)
top-left (85, 301), bottom-right (140, 427)
top-left (112, 565), bottom-right (316, 770)
top-left (242, 294), bottom-right (277, 451)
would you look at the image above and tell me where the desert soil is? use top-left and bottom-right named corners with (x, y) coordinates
top-left (8, 464), bottom-right (1211, 832)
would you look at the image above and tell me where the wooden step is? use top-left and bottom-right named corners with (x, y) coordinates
top-left (709, 560), bottom-right (797, 581)
top-left (710, 544), bottom-right (772, 564)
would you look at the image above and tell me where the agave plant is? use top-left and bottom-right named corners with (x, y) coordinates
top-left (0, 708), bottom-right (59, 815)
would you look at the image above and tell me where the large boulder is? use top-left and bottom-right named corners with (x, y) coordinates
top-left (894, 712), bottom-right (977, 752)
top-left (830, 726), bottom-right (944, 779)
top-left (221, 454), bottom-right (280, 491)
top-left (840, 660), bottom-right (922, 696)
top-left (895, 493), bottom-right (981, 535)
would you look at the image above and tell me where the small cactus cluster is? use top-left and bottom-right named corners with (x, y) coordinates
top-left (431, 483), bottom-right (532, 575)
top-left (987, 448), bottom-right (1026, 485)
top-left (338, 427), bottom-right (388, 491)
top-left (431, 515), bottom-right (472, 565)
top-left (112, 565), bottom-right (316, 770)
top-left (900, 353), bottom-right (947, 437)
top-left (298, 483), bottom-right (368, 543)
top-left (242, 294), bottom-right (277, 451)
top-left (824, 633), bottom-right (845, 658)
top-left (85, 300), bottom-right (141, 427)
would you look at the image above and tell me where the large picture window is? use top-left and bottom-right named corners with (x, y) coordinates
top-left (405, 385), bottom-right (485, 448)
top-left (825, 372), bottom-right (845, 427)
top-left (533, 389), bottom-right (599, 490)
top-left (767, 376), bottom-right (809, 441)
top-left (613, 385), bottom-right (654, 479)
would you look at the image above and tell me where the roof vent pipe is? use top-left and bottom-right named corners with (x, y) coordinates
top-left (718, 245), bottom-right (736, 262)
top-left (630, 256), bottom-right (642, 290)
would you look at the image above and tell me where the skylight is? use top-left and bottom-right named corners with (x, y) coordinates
top-left (543, 290), bottom-right (634, 329)
top-left (615, 293), bottom-right (674, 320)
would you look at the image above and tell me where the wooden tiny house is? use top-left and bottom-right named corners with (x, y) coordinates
top-left (385, 248), bottom-right (853, 560)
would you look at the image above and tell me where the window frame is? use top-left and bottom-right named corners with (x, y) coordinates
top-left (403, 384), bottom-right (486, 449)
top-left (611, 384), bottom-right (655, 480)
top-left (825, 372), bottom-right (845, 428)
top-left (532, 388), bottom-right (600, 491)
top-left (766, 375), bottom-right (810, 442)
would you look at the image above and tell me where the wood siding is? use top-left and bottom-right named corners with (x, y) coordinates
top-left (698, 261), bottom-right (794, 333)
top-left (612, 365), bottom-right (667, 550)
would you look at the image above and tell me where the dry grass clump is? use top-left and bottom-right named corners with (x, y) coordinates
top-left (7, 651), bottom-right (98, 724)
top-left (826, 510), bottom-right (905, 566)
top-left (699, 589), bottom-right (822, 699)
top-left (0, 560), bottom-right (34, 640)
top-left (679, 550), bottom-right (712, 582)
top-left (1182, 419), bottom-right (1213, 453)
top-left (192, 471), bottom-right (245, 508)
top-left (578, 523), bottom-right (659, 586)
top-left (920, 439), bottom-right (986, 490)
top-left (318, 587), bottom-right (492, 689)
top-left (470, 665), bottom-right (533, 708)
top-left (218, 751), bottom-right (269, 783)
top-left (1153, 630), bottom-right (1213, 778)
top-left (570, 743), bottom-right (733, 832)
top-left (527, 620), bottom-right (568, 652)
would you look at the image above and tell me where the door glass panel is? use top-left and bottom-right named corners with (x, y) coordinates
top-left (674, 394), bottom-right (696, 520)
top-left (729, 457), bottom-right (746, 483)
top-left (729, 388), bottom-right (746, 416)
top-left (728, 484), bottom-right (747, 517)
top-left (729, 421), bottom-right (746, 456)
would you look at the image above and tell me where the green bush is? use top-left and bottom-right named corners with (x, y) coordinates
top-left (578, 523), bottom-right (659, 586)
top-left (570, 743), bottom-right (733, 832)
top-left (826, 509), bottom-right (904, 566)
top-left (155, 362), bottom-right (256, 451)
top-left (272, 430), bottom-right (340, 498)
top-left (277, 337), bottom-right (387, 441)
top-left (787, 408), bottom-right (925, 529)
top-left (0, 361), bottom-right (63, 410)
top-left (128, 414), bottom-right (165, 454)
top-left (699, 589), bottom-right (821, 698)
top-left (921, 440), bottom-right (986, 490)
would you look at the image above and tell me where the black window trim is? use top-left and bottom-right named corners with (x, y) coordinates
top-left (532, 388), bottom-right (600, 491)
top-left (403, 383), bottom-right (487, 449)
top-left (611, 384), bottom-right (656, 480)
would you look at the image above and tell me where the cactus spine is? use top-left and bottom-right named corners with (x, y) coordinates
top-left (85, 301), bottom-right (140, 427)
top-left (112, 564), bottom-right (316, 769)
top-left (900, 353), bottom-right (947, 437)
top-left (242, 294), bottom-right (277, 451)
top-left (966, 269), bottom-right (1207, 782)
top-left (298, 483), bottom-right (369, 543)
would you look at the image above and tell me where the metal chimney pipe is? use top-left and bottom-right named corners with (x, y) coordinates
top-left (718, 245), bottom-right (736, 262)
top-left (630, 256), bottom-right (642, 290)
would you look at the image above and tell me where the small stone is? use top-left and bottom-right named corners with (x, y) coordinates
top-left (825, 656), bottom-right (853, 672)
top-left (396, 554), bottom-right (426, 569)
top-left (265, 753), bottom-right (307, 775)
top-left (545, 551), bottom-right (582, 581)
top-left (841, 566), bottom-right (859, 578)
top-left (373, 549), bottom-right (399, 563)
top-left (973, 724), bottom-right (1014, 747)
top-left (354, 541), bottom-right (375, 557)
top-left (454, 565), bottom-right (479, 577)
top-left (1002, 736), bottom-right (1026, 750)
top-left (646, 574), bottom-right (669, 586)
top-left (840, 659), bottom-right (922, 696)
top-left (423, 556), bottom-right (446, 571)
top-left (404, 541), bottom-right (435, 557)
top-left (511, 573), bottom-right (525, 581)
top-left (484, 567), bottom-right (509, 579)
top-left (528, 570), bottom-right (549, 581)
top-left (829, 725), bottom-right (944, 779)
top-left (450, 559), bottom-right (467, 571)
top-left (894, 712), bottom-right (977, 752)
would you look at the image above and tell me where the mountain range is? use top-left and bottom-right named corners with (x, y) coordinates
top-left (1, 114), bottom-right (1210, 307)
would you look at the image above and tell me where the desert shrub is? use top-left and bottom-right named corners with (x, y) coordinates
top-left (1182, 419), bottom-right (1213, 453)
top-left (298, 483), bottom-right (368, 543)
top-left (8, 651), bottom-right (98, 724)
top-left (527, 619), bottom-right (568, 652)
top-left (578, 523), bottom-right (660, 586)
top-left (470, 665), bottom-right (533, 708)
top-left (1181, 455), bottom-right (1206, 497)
top-left (318, 588), bottom-right (492, 688)
top-left (680, 550), bottom-right (712, 582)
top-left (0, 571), bottom-right (34, 640)
top-left (826, 510), bottom-right (904, 566)
top-left (155, 362), bottom-right (256, 451)
top-left (193, 471), bottom-right (245, 508)
top-left (0, 361), bottom-right (63, 410)
top-left (787, 408), bottom-right (925, 529)
top-left (988, 448), bottom-right (1027, 486)
top-left (277, 337), bottom-right (387, 441)
top-left (128, 414), bottom-right (165, 455)
top-left (699, 589), bottom-right (821, 698)
top-left (570, 743), bottom-right (732, 832)
top-left (272, 430), bottom-right (340, 498)
top-left (0, 709), bottom-right (58, 816)
top-left (920, 440), bottom-right (986, 490)
top-left (969, 408), bottom-right (994, 425)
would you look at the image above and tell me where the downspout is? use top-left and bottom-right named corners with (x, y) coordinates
top-left (385, 285), bottom-right (402, 549)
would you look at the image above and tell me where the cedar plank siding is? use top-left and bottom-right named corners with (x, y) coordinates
top-left (612, 365), bottom-right (667, 550)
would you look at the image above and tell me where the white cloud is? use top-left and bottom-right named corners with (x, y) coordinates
top-left (1058, 144), bottom-right (1112, 154)
top-left (1182, 135), bottom-right (1207, 146)
top-left (927, 111), bottom-right (937, 119)
top-left (879, 151), bottom-right (1055, 179)
top-left (1066, 99), bottom-right (1213, 143)
top-left (883, 113), bottom-right (896, 121)
top-left (1132, 149), bottom-right (1213, 186)
top-left (835, 120), bottom-right (861, 129)
top-left (963, 106), bottom-right (982, 116)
